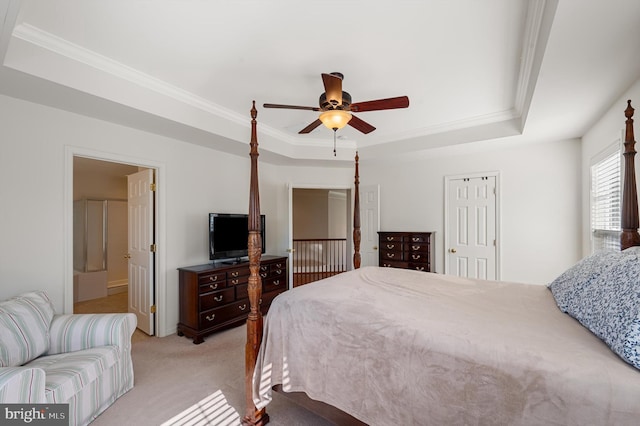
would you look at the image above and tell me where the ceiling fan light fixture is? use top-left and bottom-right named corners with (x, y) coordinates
top-left (319, 109), bottom-right (352, 130)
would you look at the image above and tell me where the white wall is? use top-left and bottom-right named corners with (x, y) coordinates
top-left (360, 138), bottom-right (582, 285)
top-left (581, 77), bottom-right (640, 256)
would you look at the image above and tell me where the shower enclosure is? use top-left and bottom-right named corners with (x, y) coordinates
top-left (73, 199), bottom-right (128, 302)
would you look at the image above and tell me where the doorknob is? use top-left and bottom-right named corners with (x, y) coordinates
top-left (449, 248), bottom-right (457, 253)
top-left (373, 246), bottom-right (378, 250)
top-left (124, 253), bottom-right (131, 259)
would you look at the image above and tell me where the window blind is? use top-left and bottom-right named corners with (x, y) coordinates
top-left (591, 148), bottom-right (621, 252)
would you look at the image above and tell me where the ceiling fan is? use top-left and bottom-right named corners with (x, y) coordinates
top-left (263, 72), bottom-right (410, 135)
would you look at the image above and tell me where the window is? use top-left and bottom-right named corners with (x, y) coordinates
top-left (590, 142), bottom-right (622, 252)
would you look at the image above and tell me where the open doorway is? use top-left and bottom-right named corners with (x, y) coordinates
top-left (71, 156), bottom-right (157, 336)
top-left (290, 187), bottom-right (351, 287)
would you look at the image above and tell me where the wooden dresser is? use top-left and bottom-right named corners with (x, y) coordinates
top-left (177, 255), bottom-right (287, 344)
top-left (378, 232), bottom-right (435, 272)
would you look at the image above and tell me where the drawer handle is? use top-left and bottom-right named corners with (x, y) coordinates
top-left (205, 314), bottom-right (215, 321)
top-left (239, 304), bottom-right (247, 311)
top-left (386, 236), bottom-right (395, 241)
top-left (231, 279), bottom-right (239, 285)
top-left (412, 254), bottom-right (422, 260)
top-left (209, 283), bottom-right (218, 290)
top-left (416, 266), bottom-right (425, 271)
top-left (260, 266), bottom-right (268, 272)
top-left (383, 263), bottom-right (392, 267)
top-left (209, 276), bottom-right (217, 282)
top-left (386, 253), bottom-right (395, 258)
top-left (412, 245), bottom-right (421, 250)
top-left (275, 269), bottom-right (282, 274)
top-left (214, 295), bottom-right (223, 302)
top-left (260, 272), bottom-right (267, 278)
top-left (273, 280), bottom-right (280, 286)
top-left (412, 237), bottom-right (420, 242)
top-left (386, 244), bottom-right (395, 249)
top-left (231, 271), bottom-right (239, 277)
top-left (276, 263), bottom-right (283, 268)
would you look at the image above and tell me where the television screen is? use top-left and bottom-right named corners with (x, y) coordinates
top-left (209, 213), bottom-right (265, 261)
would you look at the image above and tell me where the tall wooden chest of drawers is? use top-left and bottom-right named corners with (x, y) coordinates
top-left (177, 255), bottom-right (287, 344)
top-left (378, 232), bottom-right (435, 272)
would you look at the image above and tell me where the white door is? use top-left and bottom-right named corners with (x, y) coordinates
top-left (359, 184), bottom-right (380, 267)
top-left (127, 169), bottom-right (155, 335)
top-left (445, 174), bottom-right (498, 280)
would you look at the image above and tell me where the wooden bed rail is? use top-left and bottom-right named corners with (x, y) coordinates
top-left (622, 100), bottom-right (640, 250)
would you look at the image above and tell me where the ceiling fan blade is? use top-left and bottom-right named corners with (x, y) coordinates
top-left (350, 96), bottom-right (410, 112)
top-left (322, 73), bottom-right (343, 106)
top-left (348, 115), bottom-right (376, 134)
top-left (299, 119), bottom-right (323, 134)
top-left (263, 103), bottom-right (320, 111)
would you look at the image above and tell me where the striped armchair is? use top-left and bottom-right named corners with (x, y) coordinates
top-left (0, 291), bottom-right (136, 425)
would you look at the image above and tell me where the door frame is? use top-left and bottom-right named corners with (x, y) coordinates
top-left (443, 171), bottom-right (501, 280)
top-left (64, 146), bottom-right (166, 336)
top-left (287, 183), bottom-right (353, 289)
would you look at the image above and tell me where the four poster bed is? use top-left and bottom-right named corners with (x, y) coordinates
top-left (242, 101), bottom-right (640, 425)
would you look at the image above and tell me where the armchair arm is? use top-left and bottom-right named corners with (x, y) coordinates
top-left (47, 313), bottom-right (137, 355)
top-left (0, 367), bottom-right (46, 403)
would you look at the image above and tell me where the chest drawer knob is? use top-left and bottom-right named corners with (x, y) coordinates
top-left (386, 236), bottom-right (395, 241)
top-left (239, 304), bottom-right (247, 311)
top-left (214, 295), bottom-right (223, 302)
top-left (386, 253), bottom-right (395, 258)
top-left (209, 276), bottom-right (217, 282)
top-left (231, 279), bottom-right (239, 285)
top-left (386, 244), bottom-right (395, 249)
top-left (209, 283), bottom-right (218, 290)
top-left (273, 280), bottom-right (280, 286)
top-left (412, 254), bottom-right (422, 260)
top-left (205, 314), bottom-right (216, 322)
top-left (415, 266), bottom-right (425, 271)
top-left (260, 272), bottom-right (268, 278)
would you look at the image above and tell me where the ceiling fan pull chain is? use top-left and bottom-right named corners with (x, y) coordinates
top-left (333, 129), bottom-right (337, 156)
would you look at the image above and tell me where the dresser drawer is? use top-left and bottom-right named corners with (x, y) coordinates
top-left (380, 260), bottom-right (409, 269)
top-left (380, 249), bottom-right (403, 261)
top-left (406, 251), bottom-right (429, 263)
top-left (227, 266), bottom-right (250, 279)
top-left (198, 272), bottom-right (226, 289)
top-left (228, 274), bottom-right (249, 287)
top-left (407, 234), bottom-right (429, 244)
top-left (381, 241), bottom-right (402, 251)
top-left (200, 287), bottom-right (235, 311)
top-left (200, 299), bottom-right (249, 328)
top-left (408, 263), bottom-right (429, 272)
top-left (264, 275), bottom-right (286, 293)
top-left (380, 234), bottom-right (403, 243)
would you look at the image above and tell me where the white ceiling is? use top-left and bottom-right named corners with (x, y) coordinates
top-left (1, 0), bottom-right (639, 165)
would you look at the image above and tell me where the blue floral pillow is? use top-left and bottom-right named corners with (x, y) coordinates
top-left (548, 250), bottom-right (623, 312)
top-left (563, 249), bottom-right (640, 370)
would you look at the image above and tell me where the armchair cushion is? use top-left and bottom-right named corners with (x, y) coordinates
top-left (0, 291), bottom-right (55, 367)
top-left (0, 367), bottom-right (46, 403)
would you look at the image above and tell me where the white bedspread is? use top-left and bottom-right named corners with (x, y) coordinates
top-left (253, 266), bottom-right (640, 425)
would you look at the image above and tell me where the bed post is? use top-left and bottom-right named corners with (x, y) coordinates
top-left (243, 101), bottom-right (269, 426)
top-left (621, 100), bottom-right (640, 250)
top-left (353, 152), bottom-right (361, 269)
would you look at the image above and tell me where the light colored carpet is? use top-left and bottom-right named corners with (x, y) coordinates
top-left (91, 325), bottom-right (332, 425)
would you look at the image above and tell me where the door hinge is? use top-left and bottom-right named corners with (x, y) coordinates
top-left (150, 243), bottom-right (157, 252)
top-left (150, 183), bottom-right (156, 192)
top-left (150, 305), bottom-right (157, 314)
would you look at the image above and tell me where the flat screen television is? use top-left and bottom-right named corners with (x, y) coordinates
top-left (209, 213), bottom-right (265, 262)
